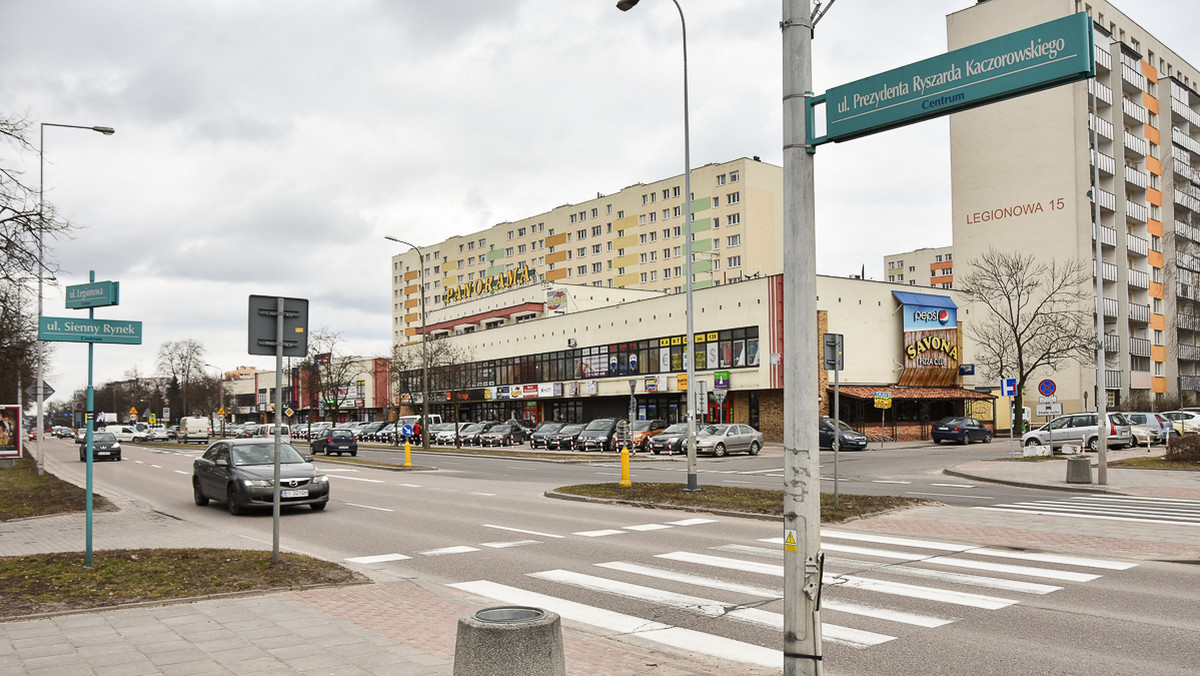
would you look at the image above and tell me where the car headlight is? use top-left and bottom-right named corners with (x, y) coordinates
top-left (243, 479), bottom-right (272, 488)
top-left (312, 475), bottom-right (328, 484)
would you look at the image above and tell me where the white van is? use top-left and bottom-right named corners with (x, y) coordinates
top-left (253, 423), bottom-right (292, 445)
top-left (179, 417), bottom-right (211, 444)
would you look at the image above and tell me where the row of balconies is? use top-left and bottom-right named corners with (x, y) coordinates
top-left (1090, 113), bottom-right (1115, 141)
top-left (1175, 127), bottom-right (1200, 158)
top-left (1089, 79), bottom-right (1113, 106)
top-left (1123, 98), bottom-right (1148, 126)
top-left (1182, 375), bottom-right (1200, 390)
top-left (1178, 249), bottom-right (1200, 273)
top-left (1178, 281), bottom-right (1200, 303)
top-left (1174, 157), bottom-right (1199, 185)
top-left (1095, 40), bottom-right (1112, 71)
top-left (1172, 80), bottom-right (1195, 107)
top-left (1180, 344), bottom-right (1200, 362)
top-left (1130, 336), bottom-right (1152, 358)
top-left (1127, 232), bottom-right (1149, 257)
top-left (1106, 370), bottom-right (1122, 390)
top-left (1178, 220), bottom-right (1200, 245)
top-left (1172, 96), bottom-right (1200, 129)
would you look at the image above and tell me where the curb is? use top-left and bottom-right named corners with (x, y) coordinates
top-left (543, 489), bottom-right (780, 522)
top-left (941, 466), bottom-right (1120, 494)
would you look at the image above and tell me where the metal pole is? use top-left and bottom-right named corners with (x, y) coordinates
top-left (272, 297), bottom-right (283, 564)
top-left (1091, 70), bottom-right (1108, 483)
top-left (833, 367), bottom-right (839, 508)
top-left (384, 237), bottom-right (430, 451)
top-left (84, 270), bottom-right (95, 567)
top-left (782, 0), bottom-right (823, 673)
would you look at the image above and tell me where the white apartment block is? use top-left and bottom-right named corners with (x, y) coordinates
top-left (883, 246), bottom-right (956, 288)
top-left (948, 0), bottom-right (1200, 410)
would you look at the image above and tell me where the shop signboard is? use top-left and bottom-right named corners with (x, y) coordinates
top-left (714, 370), bottom-right (731, 389)
top-left (0, 404), bottom-right (20, 459)
top-left (644, 376), bottom-right (657, 392)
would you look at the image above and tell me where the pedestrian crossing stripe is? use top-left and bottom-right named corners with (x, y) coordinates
top-left (784, 529), bottom-right (798, 552)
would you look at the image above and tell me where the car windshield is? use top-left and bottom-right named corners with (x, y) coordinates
top-left (699, 425), bottom-right (729, 436)
top-left (630, 421), bottom-right (655, 431)
top-left (93, 432), bottom-right (116, 442)
top-left (330, 429), bottom-right (354, 437)
top-left (462, 424), bottom-right (484, 433)
top-left (937, 417), bottom-right (966, 426)
top-left (585, 419), bottom-right (614, 431)
top-left (559, 425), bottom-right (584, 434)
top-left (662, 424), bottom-right (688, 435)
top-left (231, 443), bottom-right (305, 466)
top-left (489, 425), bottom-right (512, 434)
top-left (1110, 413), bottom-right (1132, 425)
top-left (535, 422), bottom-right (564, 433)
top-left (825, 419), bottom-right (854, 432)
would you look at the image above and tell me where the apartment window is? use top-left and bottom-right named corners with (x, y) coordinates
top-left (640, 272), bottom-right (648, 283)
top-left (607, 205), bottom-right (612, 214)
top-left (577, 265), bottom-right (586, 275)
top-left (649, 231), bottom-right (657, 242)
top-left (946, 253), bottom-right (952, 261)
top-left (591, 208), bottom-right (598, 218)
top-left (570, 214), bottom-right (577, 223)
top-left (457, 274), bottom-right (464, 283)
top-left (727, 191), bottom-right (741, 204)
top-left (730, 170), bottom-right (739, 182)
top-left (671, 206), bottom-right (680, 218)
top-left (1153, 267), bottom-right (1162, 283)
top-left (639, 214), bottom-right (646, 225)
top-left (889, 275), bottom-right (895, 282)
top-left (662, 189), bottom-right (669, 199)
top-left (672, 186), bottom-right (680, 197)
top-left (577, 247), bottom-right (586, 257)
top-left (592, 225), bottom-right (602, 236)
top-left (662, 209), bottom-right (670, 220)
top-left (664, 268), bottom-right (671, 279)
top-left (935, 255), bottom-right (943, 262)
top-left (662, 228), bottom-right (670, 239)
top-left (468, 241), bottom-right (475, 250)
top-left (651, 192), bottom-right (657, 203)
top-left (579, 211), bottom-right (586, 221)
top-left (713, 237), bottom-right (720, 249)
top-left (649, 212), bottom-right (657, 223)
top-left (649, 270), bottom-right (657, 281)
top-left (617, 210), bottom-right (624, 218)
top-left (650, 251), bottom-right (658, 261)
top-left (459, 244), bottom-right (465, 252)
top-left (663, 248), bottom-right (671, 259)
top-left (909, 266), bottom-right (915, 272)
top-left (1154, 298), bottom-right (1162, 313)
top-left (639, 234), bottom-right (647, 244)
top-left (468, 272), bottom-right (476, 281)
top-left (1151, 235), bottom-right (1162, 252)
top-left (518, 227), bottom-right (526, 237)
top-left (727, 234), bottom-right (742, 247)
top-left (642, 194), bottom-right (649, 205)
top-left (507, 230), bottom-right (514, 240)
top-left (716, 173), bottom-right (726, 185)
top-left (640, 253), bottom-right (648, 264)
top-left (518, 244), bottom-right (527, 254)
top-left (713, 195), bottom-right (720, 208)
top-left (727, 213), bottom-right (741, 226)
top-left (467, 256), bottom-right (474, 265)
top-left (577, 229), bottom-right (586, 240)
top-left (593, 262), bottom-right (602, 273)
top-left (673, 226), bottom-right (682, 237)
top-left (674, 246), bottom-right (681, 257)
top-left (592, 244), bottom-right (602, 254)
top-left (674, 266), bottom-right (682, 277)
top-left (506, 247), bottom-right (514, 256)
top-left (1154, 329), bottom-right (1164, 345)
top-left (713, 217), bottom-right (720, 228)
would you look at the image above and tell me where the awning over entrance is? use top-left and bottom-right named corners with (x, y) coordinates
top-left (833, 385), bottom-right (993, 401)
top-left (891, 291), bottom-right (958, 309)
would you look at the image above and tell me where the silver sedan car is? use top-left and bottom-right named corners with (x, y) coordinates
top-left (694, 424), bottom-right (764, 457)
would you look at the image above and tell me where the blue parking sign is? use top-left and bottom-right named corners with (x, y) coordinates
top-left (1001, 378), bottom-right (1017, 397)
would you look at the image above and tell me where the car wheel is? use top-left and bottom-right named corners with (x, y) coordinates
top-left (982, 432), bottom-right (992, 443)
top-left (310, 501), bottom-right (327, 511)
top-left (351, 451), bottom-right (357, 457)
top-left (1023, 437), bottom-right (1040, 447)
top-left (932, 438), bottom-right (940, 444)
top-left (652, 447), bottom-right (661, 455)
top-left (79, 451), bottom-right (85, 462)
top-left (748, 441), bottom-right (761, 456)
top-left (1087, 437), bottom-right (1099, 452)
top-left (193, 478), bottom-right (209, 506)
top-left (714, 443), bottom-right (728, 458)
top-left (227, 486), bottom-right (243, 516)
top-left (960, 435), bottom-right (969, 445)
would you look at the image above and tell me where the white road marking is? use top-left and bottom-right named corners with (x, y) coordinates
top-left (871, 480), bottom-right (911, 484)
top-left (623, 524), bottom-right (672, 532)
top-left (721, 480), bottom-right (756, 484)
top-left (135, 461), bottom-right (144, 464)
top-left (345, 553), bottom-right (411, 564)
top-left (666, 518), bottom-right (718, 526)
top-left (321, 468), bottom-right (361, 473)
top-left (345, 503), bottom-right (395, 512)
top-left (573, 529), bottom-right (627, 537)
top-left (420, 546), bottom-right (480, 556)
top-left (974, 506), bottom-right (1200, 527)
top-left (930, 483), bottom-right (976, 488)
top-left (399, 483), bottom-right (422, 488)
top-left (481, 540), bottom-right (540, 549)
top-left (967, 548), bottom-right (1136, 571)
top-left (596, 561), bottom-right (781, 598)
top-left (819, 530), bottom-right (973, 552)
top-left (717, 544), bottom-right (782, 559)
top-left (330, 475), bottom-right (384, 483)
top-left (470, 492), bottom-right (496, 496)
top-left (151, 464), bottom-right (162, 469)
top-left (483, 524), bottom-right (565, 539)
top-left (174, 470), bottom-right (189, 475)
top-left (737, 468), bottom-right (785, 474)
top-left (448, 580), bottom-right (781, 668)
top-left (906, 492), bottom-right (994, 500)
top-left (855, 564), bottom-right (1062, 595)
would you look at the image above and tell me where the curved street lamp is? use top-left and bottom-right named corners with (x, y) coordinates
top-left (385, 236), bottom-right (430, 451)
top-left (36, 123), bottom-right (115, 475)
top-left (616, 0), bottom-right (699, 492)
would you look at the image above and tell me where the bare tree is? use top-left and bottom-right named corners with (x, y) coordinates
top-left (156, 339), bottom-right (205, 417)
top-left (301, 329), bottom-right (362, 421)
top-left (959, 248), bottom-right (1095, 434)
top-left (0, 282), bottom-right (37, 403)
top-left (1, 116), bottom-right (75, 287)
top-left (389, 337), bottom-right (474, 417)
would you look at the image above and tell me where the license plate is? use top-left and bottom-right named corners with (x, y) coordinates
top-left (281, 489), bottom-right (309, 498)
top-left (337, 445), bottom-right (349, 449)
top-left (98, 451), bottom-right (112, 455)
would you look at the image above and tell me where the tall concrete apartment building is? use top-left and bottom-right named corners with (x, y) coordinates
top-left (390, 157), bottom-right (782, 345)
top-left (883, 246), bottom-right (955, 288)
top-left (946, 0), bottom-right (1200, 411)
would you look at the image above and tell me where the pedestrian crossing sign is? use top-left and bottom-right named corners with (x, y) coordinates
top-left (784, 530), bottom-right (798, 552)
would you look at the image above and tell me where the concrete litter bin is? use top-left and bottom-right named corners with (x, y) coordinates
top-left (453, 606), bottom-right (565, 676)
top-left (1066, 455), bottom-right (1092, 484)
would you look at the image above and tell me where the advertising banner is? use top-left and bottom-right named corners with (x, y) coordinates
top-left (894, 291), bottom-right (960, 387)
top-left (0, 405), bottom-right (20, 459)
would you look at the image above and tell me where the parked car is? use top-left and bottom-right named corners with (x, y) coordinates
top-left (109, 425), bottom-right (149, 443)
top-left (648, 423), bottom-right (689, 455)
top-left (357, 421), bottom-right (389, 441)
top-left (478, 423), bottom-right (527, 447)
top-left (577, 418), bottom-right (628, 452)
top-left (192, 438), bottom-right (329, 515)
top-left (1021, 412), bottom-right (1133, 451)
top-left (930, 416), bottom-right (993, 445)
top-left (547, 424), bottom-right (585, 451)
top-left (818, 418), bottom-right (868, 451)
top-left (74, 427), bottom-right (88, 444)
top-left (528, 421), bottom-right (566, 449)
top-left (147, 424), bottom-right (175, 441)
top-left (458, 423), bottom-right (491, 446)
top-left (506, 418), bottom-right (537, 434)
top-left (79, 431), bottom-right (121, 462)
top-left (1122, 412), bottom-right (1176, 445)
top-left (694, 424), bottom-right (764, 457)
top-left (629, 419), bottom-right (669, 452)
top-left (310, 428), bottom-right (358, 456)
top-left (1160, 411), bottom-right (1200, 435)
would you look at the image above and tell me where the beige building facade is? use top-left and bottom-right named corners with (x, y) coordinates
top-left (884, 246), bottom-right (956, 288)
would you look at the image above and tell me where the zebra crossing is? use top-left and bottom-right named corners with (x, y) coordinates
top-left (975, 494), bottom-right (1200, 526)
top-left (448, 528), bottom-right (1137, 668)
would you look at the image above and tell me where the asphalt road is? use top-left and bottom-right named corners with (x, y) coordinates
top-left (37, 437), bottom-right (1200, 675)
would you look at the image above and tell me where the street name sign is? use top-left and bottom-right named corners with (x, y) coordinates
top-left (65, 281), bottom-right (120, 309)
top-left (39, 317), bottom-right (143, 344)
top-left (810, 12), bottom-right (1094, 145)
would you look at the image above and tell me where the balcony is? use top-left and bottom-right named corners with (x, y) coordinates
top-left (1175, 127), bottom-right (1200, 158)
top-left (1175, 157), bottom-right (1200, 185)
top-left (1089, 79), bottom-right (1113, 106)
top-left (1121, 62), bottom-right (1145, 93)
top-left (1178, 281), bottom-right (1200, 302)
top-left (1104, 333), bottom-right (1120, 353)
top-left (1177, 188), bottom-right (1200, 215)
top-left (1103, 296), bottom-right (1119, 318)
top-left (1128, 267), bottom-right (1150, 290)
top-left (1091, 186), bottom-right (1117, 212)
top-left (1172, 96), bottom-right (1200, 128)
top-left (1105, 370), bottom-right (1122, 390)
top-left (1090, 113), bottom-right (1115, 141)
top-left (1127, 232), bottom-right (1149, 256)
top-left (1091, 149), bottom-right (1116, 176)
top-left (1183, 375), bottom-right (1200, 391)
top-left (1091, 223), bottom-right (1118, 247)
top-left (1125, 199), bottom-right (1149, 223)
top-left (1178, 220), bottom-right (1200, 245)
top-left (1123, 131), bottom-right (1148, 158)
top-left (1180, 313), bottom-right (1200, 332)
top-left (1124, 165), bottom-right (1149, 189)
top-left (1130, 336), bottom-right (1152, 358)
top-left (1093, 260), bottom-right (1119, 283)
top-left (1094, 41), bottom-right (1111, 71)
top-left (1123, 98), bottom-right (1148, 125)
top-left (1180, 343), bottom-right (1200, 362)
top-left (1129, 302), bottom-right (1151, 323)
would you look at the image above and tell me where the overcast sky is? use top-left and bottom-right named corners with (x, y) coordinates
top-left (5, 0), bottom-right (1197, 406)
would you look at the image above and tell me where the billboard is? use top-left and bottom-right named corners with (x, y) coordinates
top-left (893, 291), bottom-right (961, 387)
top-left (0, 405), bottom-right (20, 459)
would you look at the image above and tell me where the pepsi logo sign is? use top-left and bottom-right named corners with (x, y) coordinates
top-left (912, 309), bottom-right (952, 325)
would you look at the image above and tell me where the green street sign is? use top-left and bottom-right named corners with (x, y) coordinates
top-left (65, 281), bottom-right (120, 309)
top-left (39, 317), bottom-right (143, 344)
top-left (811, 12), bottom-right (1094, 145)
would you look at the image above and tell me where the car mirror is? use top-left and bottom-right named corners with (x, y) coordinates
top-left (304, 455), bottom-right (315, 463)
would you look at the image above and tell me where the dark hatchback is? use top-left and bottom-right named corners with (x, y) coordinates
top-left (192, 439), bottom-right (329, 515)
top-left (577, 418), bottom-right (628, 452)
top-left (547, 424), bottom-right (585, 450)
top-left (529, 421), bottom-right (566, 449)
top-left (649, 423), bottom-right (689, 455)
top-left (819, 418), bottom-right (868, 451)
top-left (79, 431), bottom-right (122, 462)
top-left (310, 428), bottom-right (358, 456)
top-left (931, 416), bottom-right (992, 444)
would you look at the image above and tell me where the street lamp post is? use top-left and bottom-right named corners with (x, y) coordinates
top-left (617, 0), bottom-right (699, 492)
top-left (385, 236), bottom-right (430, 451)
top-left (36, 123), bottom-right (115, 475)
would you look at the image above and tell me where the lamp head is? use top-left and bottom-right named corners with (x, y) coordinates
top-left (93, 126), bottom-right (116, 135)
top-left (616, 0), bottom-right (639, 10)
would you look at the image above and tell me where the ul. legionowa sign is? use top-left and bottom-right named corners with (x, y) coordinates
top-left (893, 291), bottom-right (960, 387)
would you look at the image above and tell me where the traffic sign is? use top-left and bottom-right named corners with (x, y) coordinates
top-left (24, 382), bottom-right (55, 398)
top-left (65, 280), bottom-right (120, 309)
top-left (39, 317), bottom-right (142, 344)
top-left (1038, 379), bottom-right (1056, 397)
top-left (1001, 378), bottom-right (1017, 397)
top-left (1036, 403), bottom-right (1063, 417)
top-left (284, 407), bottom-right (294, 417)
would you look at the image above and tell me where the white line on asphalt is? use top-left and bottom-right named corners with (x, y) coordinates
top-left (469, 492), bottom-right (496, 496)
top-left (930, 483), bottom-right (975, 488)
top-left (330, 475), bottom-right (384, 483)
top-left (447, 580), bottom-right (781, 668)
top-left (151, 464), bottom-right (162, 469)
top-left (667, 518), bottom-right (719, 526)
top-left (345, 553), bottom-right (411, 564)
top-left (321, 468), bottom-right (361, 473)
top-left (480, 540), bottom-right (540, 548)
top-left (528, 569), bottom-right (895, 648)
top-left (345, 503), bottom-right (395, 512)
top-left (721, 480), bottom-right (756, 484)
top-left (717, 544), bottom-right (782, 559)
top-left (174, 470), bottom-right (188, 475)
top-left (1070, 494), bottom-right (1200, 505)
top-left (738, 468), bottom-right (786, 474)
top-left (573, 529), bottom-right (627, 537)
top-left (919, 555), bottom-right (1101, 582)
top-left (420, 546), bottom-right (480, 556)
top-left (483, 524), bottom-right (565, 539)
top-left (1052, 498), bottom-right (1200, 518)
top-left (905, 492), bottom-right (995, 500)
top-left (596, 561), bottom-right (781, 598)
top-left (857, 564), bottom-right (1062, 595)
top-left (399, 483), bottom-right (422, 488)
top-left (624, 524), bottom-right (672, 532)
top-left (968, 548), bottom-right (1137, 571)
top-left (818, 531), bottom-right (974, 552)
top-left (975, 506), bottom-right (1200, 527)
top-left (871, 480), bottom-right (911, 484)
top-left (135, 461), bottom-right (144, 464)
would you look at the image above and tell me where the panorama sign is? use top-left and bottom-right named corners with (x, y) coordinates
top-left (810, 12), bottom-right (1094, 144)
top-left (444, 265), bottom-right (537, 304)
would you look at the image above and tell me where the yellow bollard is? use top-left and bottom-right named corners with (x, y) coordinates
top-left (619, 442), bottom-right (631, 487)
top-left (404, 439), bottom-right (412, 467)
